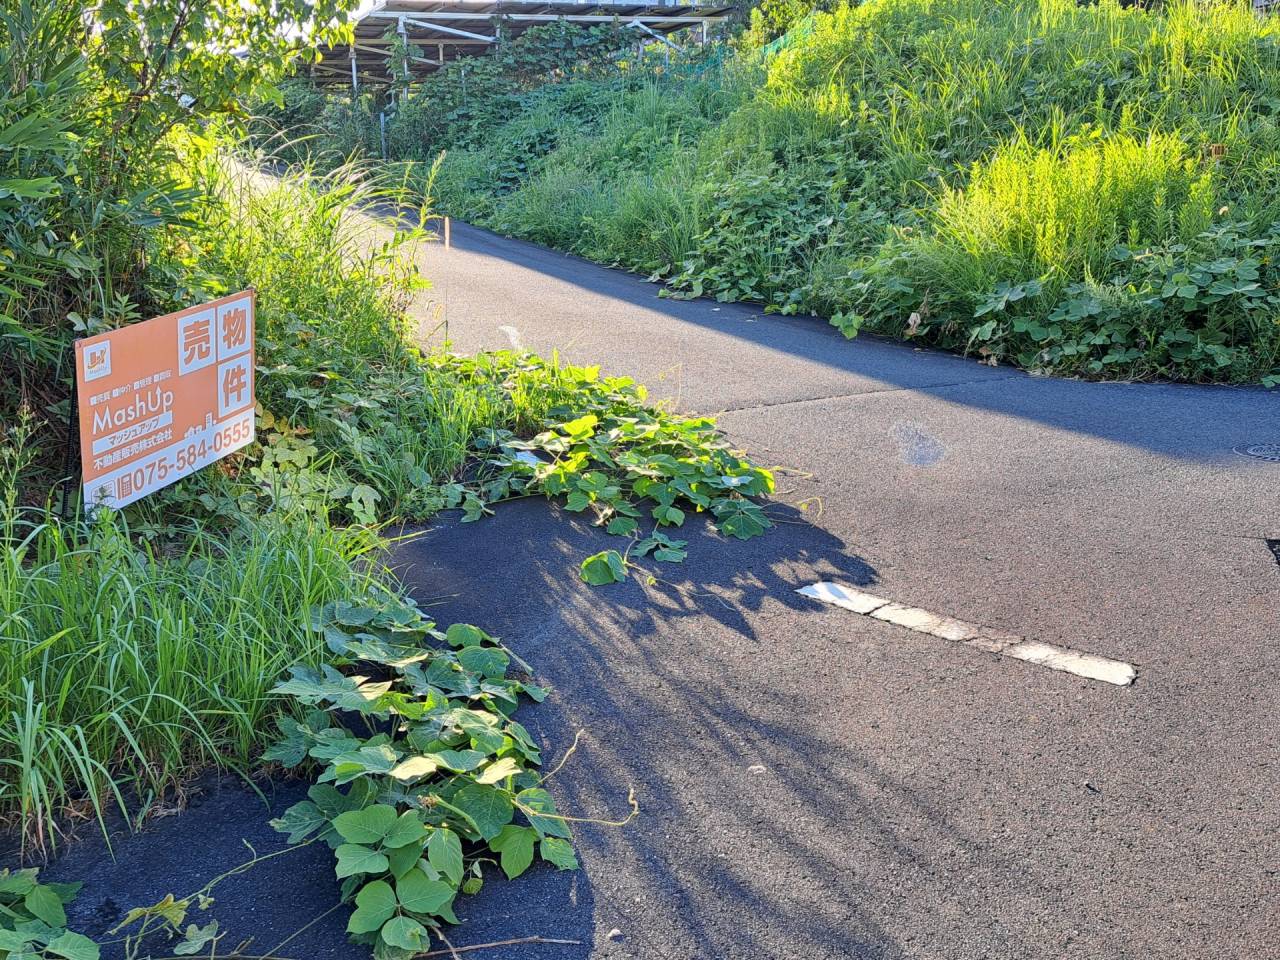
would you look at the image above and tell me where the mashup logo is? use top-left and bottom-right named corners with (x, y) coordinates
top-left (83, 340), bottom-right (111, 382)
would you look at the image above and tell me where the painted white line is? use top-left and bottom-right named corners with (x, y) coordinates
top-left (797, 580), bottom-right (1136, 687)
top-left (795, 581), bottom-right (887, 614)
top-left (1002, 640), bottom-right (1137, 687)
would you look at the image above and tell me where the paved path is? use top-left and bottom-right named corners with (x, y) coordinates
top-left (46, 218), bottom-right (1278, 960)
top-left (387, 223), bottom-right (1280, 959)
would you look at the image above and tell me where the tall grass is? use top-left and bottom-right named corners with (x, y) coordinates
top-left (188, 153), bottom-right (428, 371)
top-left (903, 132), bottom-right (1217, 303)
top-left (0, 413), bottom-right (389, 856)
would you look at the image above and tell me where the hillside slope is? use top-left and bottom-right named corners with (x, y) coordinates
top-left (410, 0), bottom-right (1280, 384)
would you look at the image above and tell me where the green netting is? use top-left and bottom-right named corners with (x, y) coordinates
top-left (761, 12), bottom-right (817, 57)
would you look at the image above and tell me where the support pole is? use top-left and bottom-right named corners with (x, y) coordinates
top-left (398, 17), bottom-right (410, 81)
top-left (350, 51), bottom-right (359, 92)
top-left (59, 351), bottom-right (78, 522)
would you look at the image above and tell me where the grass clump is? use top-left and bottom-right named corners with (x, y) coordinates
top-left (0, 412), bottom-right (387, 856)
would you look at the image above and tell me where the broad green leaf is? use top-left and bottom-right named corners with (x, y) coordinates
top-left (333, 602), bottom-right (379, 627)
top-left (172, 923), bottom-right (218, 957)
top-left (388, 755), bottom-right (440, 783)
top-left (540, 837), bottom-right (579, 871)
top-left (427, 828), bottom-right (464, 885)
top-left (560, 413), bottom-right (598, 439)
top-left (457, 646), bottom-right (509, 679)
top-left (445, 623), bottom-right (488, 648)
top-left (606, 516), bottom-right (637, 536)
top-left (347, 880), bottom-right (397, 935)
top-left (489, 825), bottom-right (537, 880)
top-left (380, 915), bottom-right (430, 951)
top-left (580, 550), bottom-right (626, 585)
top-left (262, 717), bottom-right (311, 767)
top-left (310, 780), bottom-right (375, 820)
top-left (0, 930), bottom-right (31, 951)
top-left (24, 885), bottom-right (66, 927)
top-left (271, 665), bottom-right (362, 705)
top-left (396, 871), bottom-right (455, 916)
top-left (0, 869), bottom-right (37, 896)
top-left (454, 711), bottom-right (505, 754)
top-left (45, 931), bottom-right (99, 960)
top-left (520, 681), bottom-right (549, 702)
top-left (517, 788), bottom-right (572, 839)
top-left (505, 720), bottom-right (543, 764)
top-left (652, 504), bottom-right (685, 527)
top-left (713, 501), bottom-right (771, 540)
top-left (635, 534), bottom-right (687, 563)
top-left (334, 844), bottom-right (390, 879)
top-left (333, 804), bottom-right (399, 845)
top-left (386, 841), bottom-right (425, 881)
top-left (48, 881), bottom-right (82, 904)
top-left (324, 742), bottom-right (400, 785)
top-left (382, 811), bottom-right (428, 850)
top-left (452, 783), bottom-right (514, 840)
top-left (477, 756), bottom-right (522, 785)
top-left (433, 749), bottom-right (487, 772)
top-left (269, 800), bottom-right (327, 844)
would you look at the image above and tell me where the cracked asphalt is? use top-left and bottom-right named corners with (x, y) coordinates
top-left (44, 219), bottom-right (1280, 960)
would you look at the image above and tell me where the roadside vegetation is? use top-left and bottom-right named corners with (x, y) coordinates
top-left (274, 0), bottom-right (1280, 385)
top-left (0, 1), bottom-right (772, 956)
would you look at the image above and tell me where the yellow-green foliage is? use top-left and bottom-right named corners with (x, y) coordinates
top-left (909, 132), bottom-right (1217, 299)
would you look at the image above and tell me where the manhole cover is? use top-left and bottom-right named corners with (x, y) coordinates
top-left (1236, 443), bottom-right (1280, 462)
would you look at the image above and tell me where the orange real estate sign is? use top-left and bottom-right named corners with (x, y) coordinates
top-left (75, 290), bottom-right (256, 509)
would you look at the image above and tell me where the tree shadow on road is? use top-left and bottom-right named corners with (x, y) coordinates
top-left (392, 497), bottom-right (1046, 958)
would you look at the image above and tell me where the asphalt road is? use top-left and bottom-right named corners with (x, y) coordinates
top-left (397, 222), bottom-right (1280, 959)
top-left (44, 220), bottom-right (1279, 960)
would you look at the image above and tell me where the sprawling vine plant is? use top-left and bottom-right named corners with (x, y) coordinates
top-left (435, 353), bottom-right (776, 584)
top-left (265, 594), bottom-right (599, 956)
top-left (0, 871), bottom-right (98, 960)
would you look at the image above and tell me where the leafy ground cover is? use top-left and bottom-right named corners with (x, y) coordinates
top-left (264, 602), bottom-right (595, 956)
top-left (285, 0), bottom-right (1280, 385)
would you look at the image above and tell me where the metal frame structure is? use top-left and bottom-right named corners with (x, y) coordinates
top-left (311, 0), bottom-right (735, 88)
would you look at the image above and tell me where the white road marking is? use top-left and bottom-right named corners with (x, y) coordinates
top-left (796, 581), bottom-right (1136, 687)
top-left (796, 581), bottom-right (886, 614)
top-left (497, 325), bottom-right (523, 349)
